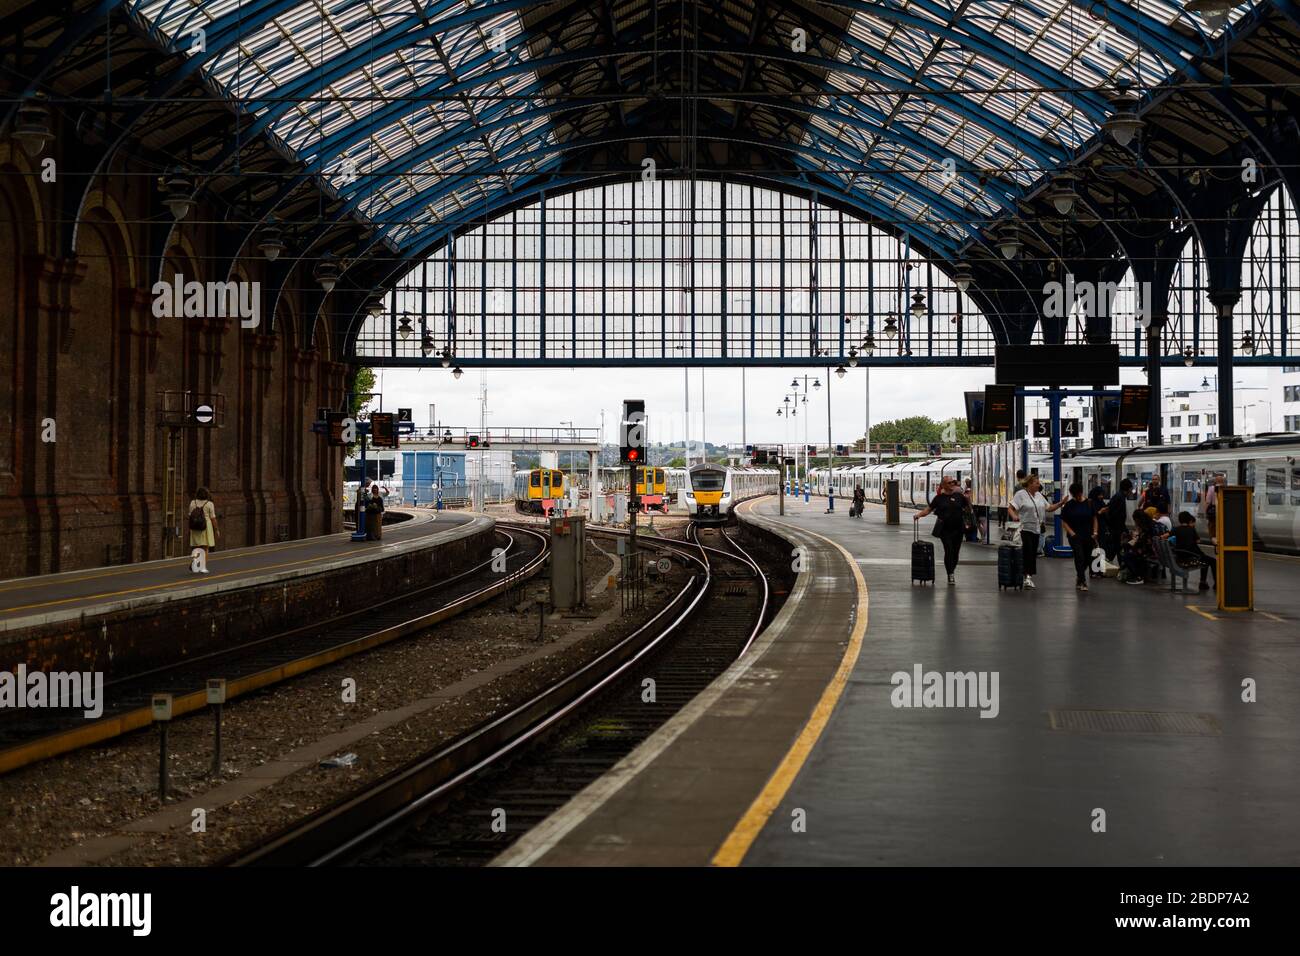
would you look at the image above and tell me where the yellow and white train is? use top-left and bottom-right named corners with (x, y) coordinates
top-left (513, 468), bottom-right (567, 515)
top-left (684, 463), bottom-right (781, 525)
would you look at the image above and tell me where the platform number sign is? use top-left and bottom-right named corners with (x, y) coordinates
top-left (621, 399), bottom-right (646, 464)
top-left (1035, 418), bottom-right (1080, 439)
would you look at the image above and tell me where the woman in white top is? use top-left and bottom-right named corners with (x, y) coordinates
top-left (187, 487), bottom-right (218, 573)
top-left (1008, 474), bottom-right (1064, 589)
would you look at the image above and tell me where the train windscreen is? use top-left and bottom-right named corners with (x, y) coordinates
top-left (691, 469), bottom-right (726, 491)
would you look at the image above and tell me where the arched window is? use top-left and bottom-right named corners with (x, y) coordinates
top-left (355, 180), bottom-right (997, 364)
top-left (1243, 185), bottom-right (1300, 358)
top-left (1166, 233), bottom-right (1216, 356)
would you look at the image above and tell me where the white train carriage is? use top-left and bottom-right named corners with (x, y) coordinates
top-left (664, 467), bottom-right (689, 503)
top-left (685, 464), bottom-right (781, 525)
top-left (1062, 434), bottom-right (1300, 553)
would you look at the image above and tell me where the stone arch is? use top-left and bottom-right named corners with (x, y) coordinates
top-left (0, 142), bottom-right (49, 255)
top-left (79, 187), bottom-right (138, 291)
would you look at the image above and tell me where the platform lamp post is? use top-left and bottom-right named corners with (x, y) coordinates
top-left (791, 375), bottom-right (820, 501)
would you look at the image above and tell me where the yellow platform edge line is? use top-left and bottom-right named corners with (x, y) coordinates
top-left (710, 509), bottom-right (869, 868)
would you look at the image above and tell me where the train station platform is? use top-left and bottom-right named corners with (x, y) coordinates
top-left (0, 510), bottom-right (495, 679)
top-left (497, 496), bottom-right (1300, 867)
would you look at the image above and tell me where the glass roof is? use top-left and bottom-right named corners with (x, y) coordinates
top-left (126, 0), bottom-right (1258, 255)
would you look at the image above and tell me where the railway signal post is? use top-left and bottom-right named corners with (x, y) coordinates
top-left (622, 399), bottom-right (646, 561)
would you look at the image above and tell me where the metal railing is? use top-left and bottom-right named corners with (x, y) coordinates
top-left (401, 426), bottom-right (601, 447)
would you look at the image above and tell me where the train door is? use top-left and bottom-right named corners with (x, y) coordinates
top-left (1252, 457), bottom-right (1289, 526)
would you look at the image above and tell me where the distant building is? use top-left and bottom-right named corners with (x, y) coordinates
top-left (1266, 365), bottom-right (1300, 432)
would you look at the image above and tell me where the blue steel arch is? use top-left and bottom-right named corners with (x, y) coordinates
top-left (106, 0), bottom-right (1273, 310)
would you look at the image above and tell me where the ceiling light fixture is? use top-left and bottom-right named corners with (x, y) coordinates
top-left (952, 259), bottom-right (973, 293)
top-left (1186, 0), bottom-right (1235, 33)
top-left (1046, 172), bottom-right (1078, 215)
top-left (313, 252), bottom-right (339, 293)
top-left (997, 226), bottom-right (1023, 260)
top-left (13, 98), bottom-right (53, 156)
top-left (1104, 80), bottom-right (1145, 147)
top-left (909, 291), bottom-right (926, 319)
top-left (162, 167), bottom-right (195, 221)
top-left (257, 221), bottom-right (286, 262)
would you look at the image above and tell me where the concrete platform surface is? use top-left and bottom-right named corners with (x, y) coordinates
top-left (0, 510), bottom-right (486, 633)
top-left (498, 494), bottom-right (1300, 867)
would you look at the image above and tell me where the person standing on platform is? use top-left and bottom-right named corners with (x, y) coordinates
top-left (367, 484), bottom-right (386, 540)
top-left (1008, 475), bottom-right (1060, 590)
top-left (355, 478), bottom-right (371, 532)
top-left (1098, 478), bottom-right (1132, 562)
top-left (1139, 474), bottom-right (1171, 517)
top-left (187, 487), bottom-right (218, 573)
top-left (913, 476), bottom-right (967, 586)
top-left (1204, 474), bottom-right (1225, 540)
top-left (1060, 483), bottom-right (1099, 592)
top-left (962, 478), bottom-right (979, 541)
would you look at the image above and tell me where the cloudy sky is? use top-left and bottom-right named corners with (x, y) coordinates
top-left (367, 363), bottom-right (1264, 448)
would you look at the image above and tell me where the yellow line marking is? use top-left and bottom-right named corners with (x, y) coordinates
top-left (1187, 605), bottom-right (1220, 622)
top-left (711, 505), bottom-right (868, 867)
top-left (1259, 611), bottom-right (1286, 623)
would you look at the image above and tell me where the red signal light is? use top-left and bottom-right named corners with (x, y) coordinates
top-left (627, 448), bottom-right (639, 461)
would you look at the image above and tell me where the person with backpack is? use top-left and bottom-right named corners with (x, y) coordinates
top-left (187, 487), bottom-right (218, 573)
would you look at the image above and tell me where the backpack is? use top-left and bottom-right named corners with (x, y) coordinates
top-left (188, 503), bottom-right (208, 531)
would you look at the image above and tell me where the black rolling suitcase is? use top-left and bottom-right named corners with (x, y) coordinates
top-left (911, 522), bottom-right (935, 585)
top-left (997, 543), bottom-right (1024, 590)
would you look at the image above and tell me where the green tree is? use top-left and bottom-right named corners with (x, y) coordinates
top-left (668, 456), bottom-right (686, 467)
top-left (867, 416), bottom-right (942, 445)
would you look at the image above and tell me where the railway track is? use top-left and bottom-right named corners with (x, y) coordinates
top-left (228, 519), bottom-right (783, 867)
top-left (0, 526), bottom-right (550, 775)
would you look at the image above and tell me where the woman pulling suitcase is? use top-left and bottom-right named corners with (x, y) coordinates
top-left (914, 476), bottom-right (968, 585)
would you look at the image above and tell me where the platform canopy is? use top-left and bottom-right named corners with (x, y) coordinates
top-left (9, 1), bottom-right (1300, 365)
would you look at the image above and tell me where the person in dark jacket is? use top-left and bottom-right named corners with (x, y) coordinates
top-left (1138, 474), bottom-right (1171, 516)
top-left (1168, 510), bottom-right (1216, 591)
top-left (1060, 483), bottom-right (1099, 592)
top-left (913, 476), bottom-right (968, 585)
top-left (1098, 478), bottom-right (1132, 562)
top-left (366, 484), bottom-right (386, 540)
